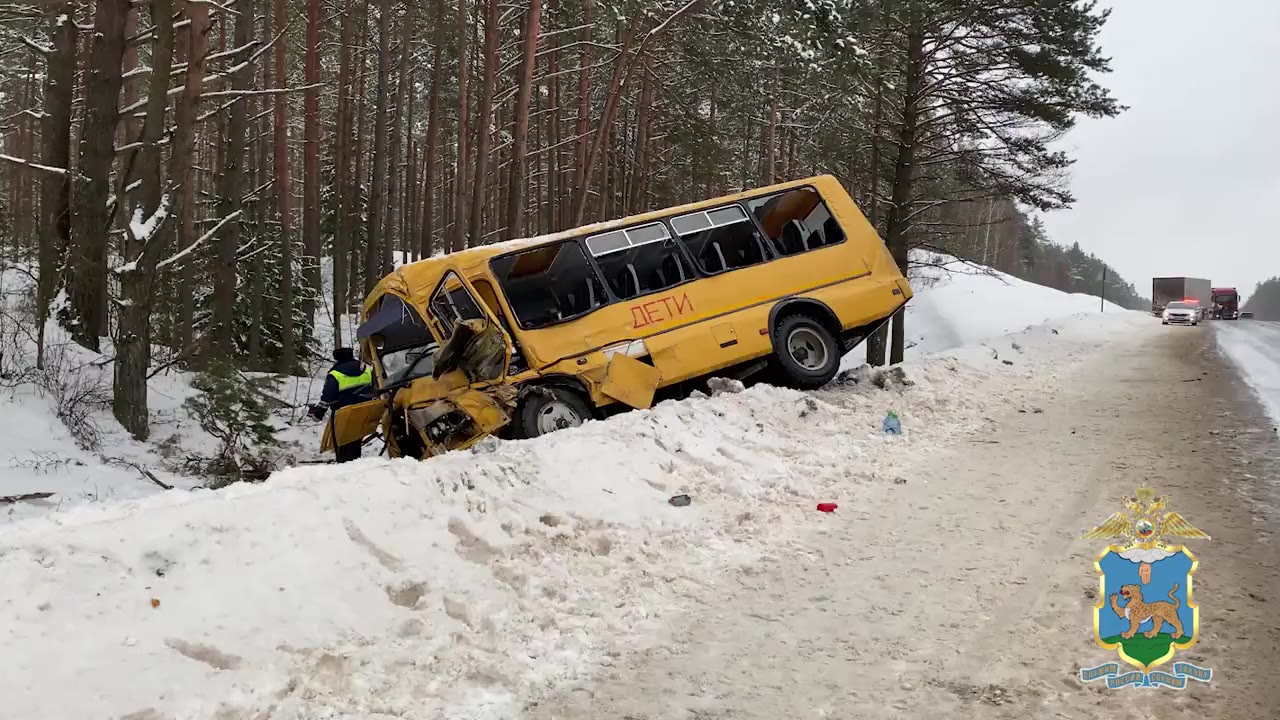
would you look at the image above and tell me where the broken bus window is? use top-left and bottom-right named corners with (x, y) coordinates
top-left (490, 240), bottom-right (608, 330)
top-left (585, 222), bottom-right (697, 301)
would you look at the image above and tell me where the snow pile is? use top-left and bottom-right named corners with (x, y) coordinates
top-left (872, 253), bottom-right (1130, 361)
top-left (0, 262), bottom-right (333, 522)
top-left (0, 308), bottom-right (1155, 720)
top-left (1214, 321), bottom-right (1280, 423)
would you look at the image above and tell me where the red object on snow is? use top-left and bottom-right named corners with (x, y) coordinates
top-left (816, 503), bottom-right (838, 513)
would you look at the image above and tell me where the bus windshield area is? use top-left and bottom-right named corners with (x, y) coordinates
top-left (358, 294), bottom-right (440, 387)
top-left (380, 343), bottom-right (440, 386)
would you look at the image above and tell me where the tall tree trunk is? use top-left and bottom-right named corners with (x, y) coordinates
top-left (213, 0), bottom-right (253, 356)
top-left (504, 0), bottom-right (542, 238)
top-left (113, 0), bottom-right (175, 439)
top-left (350, 15), bottom-right (369, 303)
top-left (301, 0), bottom-right (323, 343)
top-left (404, 78), bottom-right (418, 261)
top-left (249, 9), bottom-right (274, 367)
top-left (533, 87), bottom-right (544, 234)
top-left (705, 84), bottom-right (716, 197)
top-left (273, 0), bottom-right (296, 372)
top-left (466, 0), bottom-right (500, 245)
top-left (385, 0), bottom-right (413, 267)
top-left (570, 19), bottom-right (637, 226)
top-left (451, 0), bottom-right (471, 251)
top-left (15, 54), bottom-right (36, 247)
top-left (885, 24), bottom-right (924, 365)
top-left (546, 1), bottom-right (561, 230)
top-left (419, 14), bottom-right (444, 258)
top-left (332, 0), bottom-right (354, 347)
top-left (762, 64), bottom-right (778, 185)
top-left (69, 0), bottom-right (129, 352)
top-left (173, 0), bottom-right (209, 359)
top-left (37, 5), bottom-right (76, 370)
top-left (494, 99), bottom-right (506, 238)
top-left (629, 57), bottom-right (652, 212)
top-left (570, 0), bottom-right (593, 230)
top-left (865, 40), bottom-right (889, 367)
top-left (116, 5), bottom-right (140, 238)
top-left (365, 0), bottom-right (393, 287)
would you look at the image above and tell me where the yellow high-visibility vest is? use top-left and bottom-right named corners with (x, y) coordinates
top-left (329, 367), bottom-right (372, 391)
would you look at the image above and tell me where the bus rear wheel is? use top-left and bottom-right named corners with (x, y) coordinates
top-left (771, 314), bottom-right (841, 390)
top-left (514, 386), bottom-right (592, 439)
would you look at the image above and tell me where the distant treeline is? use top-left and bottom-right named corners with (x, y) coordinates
top-left (927, 197), bottom-right (1149, 311)
top-left (1242, 278), bottom-right (1280, 320)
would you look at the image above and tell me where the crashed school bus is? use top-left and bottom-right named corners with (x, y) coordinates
top-left (322, 175), bottom-right (913, 459)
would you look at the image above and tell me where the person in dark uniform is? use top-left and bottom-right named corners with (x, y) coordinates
top-left (309, 347), bottom-right (374, 463)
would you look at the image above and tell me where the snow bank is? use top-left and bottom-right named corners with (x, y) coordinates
top-left (856, 253), bottom-right (1130, 363)
top-left (0, 261), bottom-right (337, 523)
top-left (0, 307), bottom-right (1155, 720)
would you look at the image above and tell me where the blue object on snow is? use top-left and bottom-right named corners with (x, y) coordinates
top-left (882, 410), bottom-right (902, 435)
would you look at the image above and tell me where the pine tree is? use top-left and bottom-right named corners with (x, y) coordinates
top-left (184, 355), bottom-right (282, 484)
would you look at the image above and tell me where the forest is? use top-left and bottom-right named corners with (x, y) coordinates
top-left (1242, 279), bottom-right (1280, 320)
top-left (0, 0), bottom-right (1141, 445)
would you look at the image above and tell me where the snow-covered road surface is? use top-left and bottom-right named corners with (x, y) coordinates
top-left (1215, 320), bottom-right (1280, 425)
top-left (530, 325), bottom-right (1280, 720)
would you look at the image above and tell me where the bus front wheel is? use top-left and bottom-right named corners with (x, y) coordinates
top-left (514, 386), bottom-right (592, 439)
top-left (771, 314), bottom-right (841, 390)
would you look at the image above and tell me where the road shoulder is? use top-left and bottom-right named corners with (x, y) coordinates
top-left (525, 325), bottom-right (1280, 720)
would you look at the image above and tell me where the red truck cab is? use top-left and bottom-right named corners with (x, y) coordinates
top-left (1211, 287), bottom-right (1239, 320)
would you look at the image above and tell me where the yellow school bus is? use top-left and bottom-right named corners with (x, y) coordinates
top-left (323, 175), bottom-right (913, 458)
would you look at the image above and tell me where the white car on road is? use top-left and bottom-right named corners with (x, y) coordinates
top-left (1162, 301), bottom-right (1200, 326)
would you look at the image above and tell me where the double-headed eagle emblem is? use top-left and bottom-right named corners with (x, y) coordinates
top-left (1084, 487), bottom-right (1209, 546)
top-left (1083, 487), bottom-right (1209, 582)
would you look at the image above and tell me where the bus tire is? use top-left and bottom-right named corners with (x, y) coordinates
top-left (514, 386), bottom-right (592, 439)
top-left (771, 313), bottom-right (841, 389)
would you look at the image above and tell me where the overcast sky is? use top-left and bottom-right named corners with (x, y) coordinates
top-left (1040, 0), bottom-right (1280, 302)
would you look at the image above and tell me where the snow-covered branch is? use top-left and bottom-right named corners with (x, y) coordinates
top-left (200, 83), bottom-right (322, 99)
top-left (0, 152), bottom-right (68, 177)
top-left (156, 210), bottom-right (242, 272)
top-left (20, 36), bottom-right (52, 55)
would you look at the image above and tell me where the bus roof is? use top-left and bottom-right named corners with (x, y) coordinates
top-left (362, 174), bottom-right (844, 316)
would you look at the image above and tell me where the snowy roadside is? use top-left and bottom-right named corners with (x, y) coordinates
top-left (1214, 320), bottom-right (1280, 425)
top-left (0, 309), bottom-right (1154, 720)
top-left (843, 251), bottom-right (1130, 366)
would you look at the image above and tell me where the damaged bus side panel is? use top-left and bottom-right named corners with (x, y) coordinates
top-left (324, 175), bottom-right (912, 461)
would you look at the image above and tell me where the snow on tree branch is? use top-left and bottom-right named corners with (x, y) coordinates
top-left (156, 210), bottom-right (242, 272)
top-left (0, 152), bottom-right (68, 177)
top-left (115, 196), bottom-right (173, 274)
top-left (131, 195), bottom-right (172, 244)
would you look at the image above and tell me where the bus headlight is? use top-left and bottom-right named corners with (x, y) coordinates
top-left (602, 339), bottom-right (649, 361)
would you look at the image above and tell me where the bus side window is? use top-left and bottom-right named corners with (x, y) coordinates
top-left (491, 240), bottom-right (609, 330)
top-left (671, 206), bottom-right (768, 275)
top-left (586, 223), bottom-right (697, 300)
top-left (748, 187), bottom-right (845, 257)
